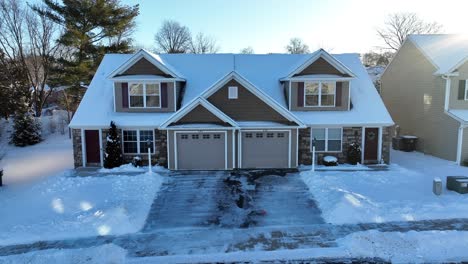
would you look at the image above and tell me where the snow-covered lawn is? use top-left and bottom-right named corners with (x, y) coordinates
top-left (0, 133), bottom-right (73, 185)
top-left (301, 149), bottom-right (468, 224)
top-left (0, 170), bottom-right (164, 245)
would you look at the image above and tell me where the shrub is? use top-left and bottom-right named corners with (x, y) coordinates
top-left (132, 156), bottom-right (142, 167)
top-left (103, 121), bottom-right (123, 168)
top-left (323, 156), bottom-right (338, 166)
top-left (347, 143), bottom-right (362, 165)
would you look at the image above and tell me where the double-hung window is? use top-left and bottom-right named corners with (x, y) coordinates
top-left (129, 83), bottom-right (161, 108)
top-left (122, 130), bottom-right (155, 154)
top-left (304, 81), bottom-right (336, 107)
top-left (311, 128), bottom-right (342, 152)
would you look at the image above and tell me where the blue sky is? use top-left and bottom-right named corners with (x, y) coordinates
top-left (126, 0), bottom-right (467, 53)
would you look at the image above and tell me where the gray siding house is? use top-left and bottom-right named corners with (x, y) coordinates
top-left (69, 49), bottom-right (393, 170)
top-left (381, 34), bottom-right (468, 164)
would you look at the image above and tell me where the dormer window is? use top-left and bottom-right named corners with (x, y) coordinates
top-left (228, 86), bottom-right (238, 99)
top-left (129, 82), bottom-right (161, 108)
top-left (304, 81), bottom-right (336, 107)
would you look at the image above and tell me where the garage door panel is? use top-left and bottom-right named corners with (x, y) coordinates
top-left (242, 131), bottom-right (289, 168)
top-left (177, 132), bottom-right (225, 170)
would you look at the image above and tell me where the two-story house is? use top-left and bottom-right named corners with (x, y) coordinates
top-left (382, 34), bottom-right (468, 165)
top-left (69, 49), bottom-right (393, 170)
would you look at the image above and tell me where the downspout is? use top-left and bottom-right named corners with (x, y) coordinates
top-left (457, 125), bottom-right (464, 165)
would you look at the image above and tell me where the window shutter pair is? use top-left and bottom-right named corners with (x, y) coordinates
top-left (121, 82), bottom-right (169, 108)
top-left (458, 80), bottom-right (466, 100)
top-left (296, 81), bottom-right (343, 107)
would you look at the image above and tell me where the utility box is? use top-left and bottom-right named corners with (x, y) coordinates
top-left (401, 135), bottom-right (418, 152)
top-left (433, 178), bottom-right (442, 196)
top-left (447, 176), bottom-right (468, 194)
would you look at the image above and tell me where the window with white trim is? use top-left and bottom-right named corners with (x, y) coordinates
top-left (311, 128), bottom-right (342, 152)
top-left (465, 80), bottom-right (468, 100)
top-left (304, 81), bottom-right (336, 107)
top-left (122, 130), bottom-right (155, 154)
top-left (129, 83), bottom-right (161, 108)
top-left (228, 86), bottom-right (238, 99)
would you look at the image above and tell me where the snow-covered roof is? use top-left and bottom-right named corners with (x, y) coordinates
top-left (409, 34), bottom-right (468, 75)
top-left (70, 52), bottom-right (393, 128)
top-left (448, 109), bottom-right (468, 123)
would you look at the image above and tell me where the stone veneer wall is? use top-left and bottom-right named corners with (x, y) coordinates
top-left (382, 126), bottom-right (391, 164)
top-left (72, 128), bottom-right (168, 168)
top-left (299, 127), bottom-right (388, 165)
top-left (72, 129), bottom-right (83, 168)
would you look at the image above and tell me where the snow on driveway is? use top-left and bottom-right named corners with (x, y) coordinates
top-left (301, 149), bottom-right (468, 224)
top-left (0, 171), bottom-right (164, 246)
top-left (251, 174), bottom-right (324, 226)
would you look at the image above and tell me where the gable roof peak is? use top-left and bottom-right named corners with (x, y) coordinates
top-left (107, 48), bottom-right (185, 79)
top-left (284, 48), bottom-right (356, 78)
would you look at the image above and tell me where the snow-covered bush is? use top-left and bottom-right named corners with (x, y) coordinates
top-left (132, 156), bottom-right (142, 167)
top-left (347, 143), bottom-right (361, 165)
top-left (10, 110), bottom-right (42, 147)
top-left (103, 121), bottom-right (123, 168)
top-left (323, 155), bottom-right (338, 166)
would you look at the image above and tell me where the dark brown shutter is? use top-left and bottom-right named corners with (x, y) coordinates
top-left (335, 82), bottom-right (342, 107)
top-left (161, 82), bottom-right (168, 108)
top-left (459, 80), bottom-right (466, 100)
top-left (297, 82), bottom-right (304, 107)
top-left (121, 82), bottom-right (129, 108)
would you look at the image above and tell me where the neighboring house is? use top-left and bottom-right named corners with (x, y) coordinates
top-left (69, 49), bottom-right (393, 170)
top-left (381, 34), bottom-right (468, 165)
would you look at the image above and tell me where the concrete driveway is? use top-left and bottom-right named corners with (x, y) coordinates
top-left (142, 171), bottom-right (323, 232)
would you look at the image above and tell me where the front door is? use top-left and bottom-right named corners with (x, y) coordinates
top-left (85, 130), bottom-right (101, 165)
top-left (364, 128), bottom-right (379, 163)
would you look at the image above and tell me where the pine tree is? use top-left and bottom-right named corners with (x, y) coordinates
top-left (104, 121), bottom-right (123, 168)
top-left (10, 107), bottom-right (42, 147)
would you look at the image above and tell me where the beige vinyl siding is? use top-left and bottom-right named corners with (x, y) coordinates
top-left (381, 40), bottom-right (459, 161)
top-left (120, 58), bottom-right (171, 77)
top-left (449, 61), bottom-right (468, 109)
top-left (461, 127), bottom-right (468, 164)
top-left (114, 82), bottom-right (176, 112)
top-left (294, 57), bottom-right (348, 76)
top-left (207, 79), bottom-right (289, 122)
top-left (290, 81), bottom-right (350, 111)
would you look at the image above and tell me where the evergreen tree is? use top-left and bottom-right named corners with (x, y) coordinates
top-left (10, 106), bottom-right (42, 147)
top-left (104, 121), bottom-right (123, 168)
top-left (33, 0), bottom-right (139, 114)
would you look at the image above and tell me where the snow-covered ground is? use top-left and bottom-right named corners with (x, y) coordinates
top-left (0, 170), bottom-right (164, 245)
top-left (301, 149), bottom-right (468, 224)
top-left (0, 117), bottom-right (165, 246)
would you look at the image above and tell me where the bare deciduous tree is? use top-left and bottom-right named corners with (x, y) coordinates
top-left (154, 20), bottom-right (191, 53)
top-left (240, 46), bottom-right (254, 54)
top-left (189, 33), bottom-right (219, 54)
top-left (0, 0), bottom-right (59, 116)
top-left (286, 38), bottom-right (310, 54)
top-left (377, 13), bottom-right (443, 51)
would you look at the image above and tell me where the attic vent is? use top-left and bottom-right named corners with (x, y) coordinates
top-left (228, 86), bottom-right (238, 99)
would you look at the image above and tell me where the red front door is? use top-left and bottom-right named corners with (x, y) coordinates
top-left (364, 128), bottom-right (379, 162)
top-left (85, 130), bottom-right (100, 164)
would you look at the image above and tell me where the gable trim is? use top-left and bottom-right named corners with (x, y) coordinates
top-left (285, 49), bottom-right (356, 78)
top-left (107, 49), bottom-right (184, 79)
top-left (201, 71), bottom-right (306, 127)
top-left (159, 97), bottom-right (239, 128)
